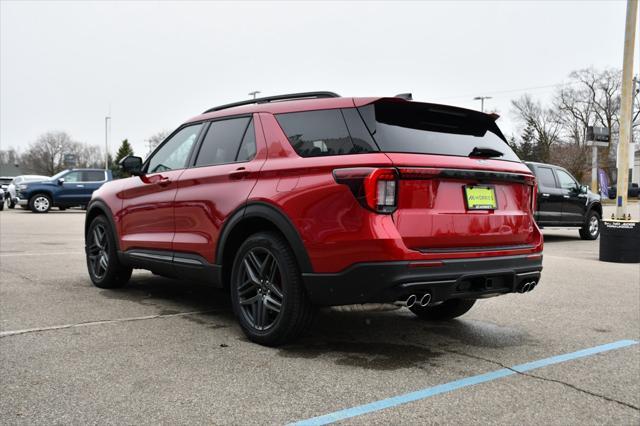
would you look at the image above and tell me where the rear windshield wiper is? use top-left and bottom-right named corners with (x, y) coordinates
top-left (469, 147), bottom-right (504, 158)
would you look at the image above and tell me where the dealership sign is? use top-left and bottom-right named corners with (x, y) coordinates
top-left (586, 126), bottom-right (610, 147)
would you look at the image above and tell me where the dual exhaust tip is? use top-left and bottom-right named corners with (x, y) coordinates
top-left (395, 293), bottom-right (431, 308)
top-left (519, 281), bottom-right (538, 293)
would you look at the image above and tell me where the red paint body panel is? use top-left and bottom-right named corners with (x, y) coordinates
top-left (172, 114), bottom-right (268, 262)
top-left (94, 96), bottom-right (543, 279)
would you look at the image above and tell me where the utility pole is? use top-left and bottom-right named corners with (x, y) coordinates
top-left (473, 96), bottom-right (492, 112)
top-left (105, 116), bottom-right (111, 170)
top-left (615, 0), bottom-right (637, 219)
top-left (248, 91), bottom-right (261, 100)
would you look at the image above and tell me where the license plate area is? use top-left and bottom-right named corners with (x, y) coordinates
top-left (464, 185), bottom-right (497, 210)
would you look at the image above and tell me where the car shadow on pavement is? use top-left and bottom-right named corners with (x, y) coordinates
top-left (99, 275), bottom-right (532, 371)
top-left (542, 233), bottom-right (583, 242)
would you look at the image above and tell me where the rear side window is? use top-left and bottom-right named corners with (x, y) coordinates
top-left (195, 117), bottom-right (251, 166)
top-left (536, 167), bottom-right (557, 188)
top-left (358, 102), bottom-right (520, 162)
top-left (276, 109), bottom-right (377, 157)
top-left (82, 171), bottom-right (105, 181)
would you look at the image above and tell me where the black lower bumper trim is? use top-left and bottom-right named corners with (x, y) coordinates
top-left (302, 254), bottom-right (543, 306)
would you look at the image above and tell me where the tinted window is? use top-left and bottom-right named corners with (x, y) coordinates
top-left (556, 169), bottom-right (577, 190)
top-left (276, 109), bottom-right (376, 157)
top-left (342, 108), bottom-right (379, 153)
top-left (536, 167), bottom-right (557, 188)
top-left (148, 124), bottom-right (202, 173)
top-left (358, 102), bottom-right (520, 162)
top-left (236, 120), bottom-right (257, 162)
top-left (195, 117), bottom-right (251, 167)
top-left (82, 171), bottom-right (105, 181)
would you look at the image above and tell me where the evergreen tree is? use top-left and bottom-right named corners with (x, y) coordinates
top-left (111, 139), bottom-right (134, 178)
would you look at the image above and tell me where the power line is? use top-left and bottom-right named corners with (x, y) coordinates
top-left (434, 81), bottom-right (581, 102)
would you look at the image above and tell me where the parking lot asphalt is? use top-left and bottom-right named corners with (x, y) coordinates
top-left (1, 205), bottom-right (639, 425)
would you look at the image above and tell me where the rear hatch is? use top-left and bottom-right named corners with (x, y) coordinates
top-left (359, 99), bottom-right (537, 252)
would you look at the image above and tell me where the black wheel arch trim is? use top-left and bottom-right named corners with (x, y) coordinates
top-left (85, 199), bottom-right (120, 251)
top-left (216, 201), bottom-right (314, 273)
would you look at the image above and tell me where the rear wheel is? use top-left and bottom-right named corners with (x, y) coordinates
top-left (29, 194), bottom-right (51, 213)
top-left (579, 210), bottom-right (600, 240)
top-left (86, 216), bottom-right (132, 288)
top-left (410, 298), bottom-right (476, 320)
top-left (230, 232), bottom-right (314, 346)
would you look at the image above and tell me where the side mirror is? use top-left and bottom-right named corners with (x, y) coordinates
top-left (580, 185), bottom-right (588, 194)
top-left (57, 178), bottom-right (65, 185)
top-left (119, 155), bottom-right (143, 176)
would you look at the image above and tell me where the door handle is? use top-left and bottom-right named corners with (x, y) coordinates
top-left (157, 177), bottom-right (172, 187)
top-left (77, 185), bottom-right (84, 188)
top-left (229, 167), bottom-right (249, 180)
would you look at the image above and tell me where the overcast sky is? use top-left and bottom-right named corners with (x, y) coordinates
top-left (1, 0), bottom-right (635, 157)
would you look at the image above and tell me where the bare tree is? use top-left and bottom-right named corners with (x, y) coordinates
top-left (146, 130), bottom-right (170, 156)
top-left (511, 94), bottom-right (562, 163)
top-left (21, 131), bottom-right (74, 175)
top-left (0, 148), bottom-right (22, 167)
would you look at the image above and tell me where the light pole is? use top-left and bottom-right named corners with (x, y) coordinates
top-left (105, 116), bottom-right (111, 170)
top-left (248, 91), bottom-right (261, 100)
top-left (473, 96), bottom-right (492, 112)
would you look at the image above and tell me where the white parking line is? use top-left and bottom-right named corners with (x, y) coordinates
top-left (0, 310), bottom-right (219, 338)
top-left (0, 251), bottom-right (84, 257)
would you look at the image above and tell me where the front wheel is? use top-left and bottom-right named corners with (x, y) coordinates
top-left (230, 232), bottom-right (314, 346)
top-left (579, 210), bottom-right (600, 240)
top-left (410, 298), bottom-right (476, 320)
top-left (29, 194), bottom-right (51, 213)
top-left (86, 216), bottom-right (132, 288)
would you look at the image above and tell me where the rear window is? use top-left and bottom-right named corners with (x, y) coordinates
top-left (358, 101), bottom-right (520, 162)
top-left (276, 109), bottom-right (377, 157)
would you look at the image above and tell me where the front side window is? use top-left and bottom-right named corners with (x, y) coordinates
top-left (147, 124), bottom-right (203, 173)
top-left (63, 171), bottom-right (82, 183)
top-left (556, 169), bottom-right (577, 190)
top-left (195, 117), bottom-right (251, 167)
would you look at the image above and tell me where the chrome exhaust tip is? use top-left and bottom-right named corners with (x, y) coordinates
top-left (419, 293), bottom-right (432, 307)
top-left (528, 281), bottom-right (537, 292)
top-left (406, 294), bottom-right (417, 308)
top-left (394, 294), bottom-right (418, 308)
top-left (519, 282), bottom-right (530, 293)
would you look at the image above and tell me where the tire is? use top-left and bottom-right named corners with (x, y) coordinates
top-left (0, 202), bottom-right (4, 211)
top-left (58, 207), bottom-right (67, 211)
top-left (86, 215), bottom-right (132, 289)
top-left (579, 210), bottom-right (601, 240)
top-left (29, 193), bottom-right (51, 213)
top-left (409, 298), bottom-right (476, 321)
top-left (230, 231), bottom-right (315, 346)
top-left (8, 198), bottom-right (15, 209)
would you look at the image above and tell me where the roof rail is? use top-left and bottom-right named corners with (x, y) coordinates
top-left (203, 91), bottom-right (340, 114)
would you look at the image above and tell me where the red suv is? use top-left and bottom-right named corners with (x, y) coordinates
top-left (85, 92), bottom-right (543, 345)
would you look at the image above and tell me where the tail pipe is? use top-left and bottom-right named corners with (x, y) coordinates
top-left (394, 294), bottom-right (418, 308)
top-left (518, 280), bottom-right (538, 293)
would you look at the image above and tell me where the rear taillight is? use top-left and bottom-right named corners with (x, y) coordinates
top-left (333, 167), bottom-right (398, 214)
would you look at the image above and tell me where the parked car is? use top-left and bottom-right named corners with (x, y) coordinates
top-left (0, 176), bottom-right (12, 193)
top-left (5, 175), bottom-right (49, 209)
top-left (0, 187), bottom-right (4, 211)
top-left (18, 169), bottom-right (112, 213)
top-left (525, 162), bottom-right (602, 240)
top-left (607, 183), bottom-right (640, 199)
top-left (85, 92), bottom-right (543, 346)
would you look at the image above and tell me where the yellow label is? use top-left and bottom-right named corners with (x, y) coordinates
top-left (465, 186), bottom-right (497, 209)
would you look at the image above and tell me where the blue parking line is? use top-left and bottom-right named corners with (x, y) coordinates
top-left (289, 339), bottom-right (638, 426)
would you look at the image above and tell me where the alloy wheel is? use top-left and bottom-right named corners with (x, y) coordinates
top-left (88, 224), bottom-right (109, 280)
top-left (33, 196), bottom-right (50, 212)
top-left (236, 248), bottom-right (284, 331)
top-left (589, 215), bottom-right (599, 237)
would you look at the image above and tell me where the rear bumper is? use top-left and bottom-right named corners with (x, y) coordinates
top-left (302, 254), bottom-right (543, 306)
